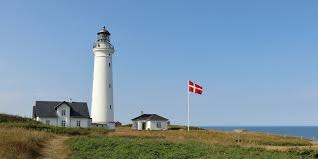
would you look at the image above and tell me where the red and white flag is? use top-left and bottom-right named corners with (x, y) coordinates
top-left (188, 80), bottom-right (203, 95)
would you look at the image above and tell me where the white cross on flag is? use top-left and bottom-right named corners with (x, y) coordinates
top-left (188, 80), bottom-right (203, 95)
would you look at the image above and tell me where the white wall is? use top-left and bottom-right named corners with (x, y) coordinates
top-left (70, 118), bottom-right (92, 128)
top-left (56, 104), bottom-right (71, 127)
top-left (132, 121), bottom-right (138, 130)
top-left (37, 117), bottom-right (91, 128)
top-left (133, 120), bottom-right (168, 130)
top-left (36, 117), bottom-right (58, 126)
top-left (149, 121), bottom-right (168, 130)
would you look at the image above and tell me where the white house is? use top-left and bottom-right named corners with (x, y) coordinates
top-left (132, 114), bottom-right (169, 131)
top-left (33, 101), bottom-right (92, 128)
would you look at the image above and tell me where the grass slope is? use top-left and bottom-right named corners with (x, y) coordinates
top-left (110, 127), bottom-right (311, 146)
top-left (68, 136), bottom-right (317, 159)
top-left (0, 113), bottom-right (109, 159)
top-left (0, 113), bottom-right (38, 123)
top-left (0, 114), bottom-right (317, 159)
top-left (0, 127), bottom-right (52, 159)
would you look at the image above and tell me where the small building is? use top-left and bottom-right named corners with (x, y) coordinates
top-left (115, 121), bottom-right (122, 126)
top-left (131, 114), bottom-right (169, 131)
top-left (33, 101), bottom-right (92, 128)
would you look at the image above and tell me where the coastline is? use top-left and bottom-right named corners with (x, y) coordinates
top-left (203, 126), bottom-right (318, 141)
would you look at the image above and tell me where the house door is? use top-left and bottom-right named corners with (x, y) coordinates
top-left (142, 122), bottom-right (146, 130)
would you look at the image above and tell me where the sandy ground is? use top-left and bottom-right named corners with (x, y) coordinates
top-left (38, 136), bottom-right (70, 159)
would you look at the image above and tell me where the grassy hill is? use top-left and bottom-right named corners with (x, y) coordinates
top-left (68, 136), bottom-right (316, 159)
top-left (0, 114), bottom-right (51, 159)
top-left (0, 113), bottom-right (318, 159)
top-left (0, 113), bottom-right (38, 123)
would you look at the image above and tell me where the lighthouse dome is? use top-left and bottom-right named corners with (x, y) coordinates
top-left (98, 26), bottom-right (110, 35)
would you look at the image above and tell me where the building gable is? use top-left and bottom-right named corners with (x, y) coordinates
top-left (55, 101), bottom-right (71, 110)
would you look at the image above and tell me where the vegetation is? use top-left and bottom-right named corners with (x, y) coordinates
top-left (0, 113), bottom-right (111, 136)
top-left (0, 127), bottom-right (52, 159)
top-left (0, 114), bottom-right (317, 159)
top-left (0, 122), bottom-right (110, 136)
top-left (110, 127), bottom-right (311, 146)
top-left (68, 136), bottom-right (318, 159)
top-left (0, 113), bottom-right (39, 123)
top-left (0, 114), bottom-right (109, 159)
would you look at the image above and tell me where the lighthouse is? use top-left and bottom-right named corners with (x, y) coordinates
top-left (91, 26), bottom-right (115, 129)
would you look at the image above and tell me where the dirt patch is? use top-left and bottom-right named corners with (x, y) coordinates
top-left (39, 136), bottom-right (70, 159)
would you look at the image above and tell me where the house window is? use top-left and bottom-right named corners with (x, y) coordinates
top-left (76, 121), bottom-right (81, 127)
top-left (157, 122), bottom-right (161, 128)
top-left (62, 110), bottom-right (66, 116)
top-left (45, 120), bottom-right (50, 125)
top-left (61, 120), bottom-right (66, 127)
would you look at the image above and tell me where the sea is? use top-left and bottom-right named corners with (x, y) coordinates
top-left (203, 126), bottom-right (318, 141)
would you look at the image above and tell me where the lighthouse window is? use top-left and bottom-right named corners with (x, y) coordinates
top-left (109, 63), bottom-right (111, 67)
top-left (110, 105), bottom-right (112, 109)
top-left (109, 84), bottom-right (111, 88)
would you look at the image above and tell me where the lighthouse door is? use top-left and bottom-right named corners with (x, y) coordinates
top-left (142, 122), bottom-right (146, 130)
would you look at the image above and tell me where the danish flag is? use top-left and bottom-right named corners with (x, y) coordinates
top-left (188, 80), bottom-right (203, 95)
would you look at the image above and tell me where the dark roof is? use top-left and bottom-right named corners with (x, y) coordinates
top-left (132, 114), bottom-right (168, 121)
top-left (33, 101), bottom-right (90, 118)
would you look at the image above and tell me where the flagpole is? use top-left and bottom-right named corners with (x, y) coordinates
top-left (188, 80), bottom-right (190, 132)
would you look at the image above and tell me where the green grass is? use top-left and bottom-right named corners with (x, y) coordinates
top-left (0, 114), bottom-right (111, 136)
top-left (111, 127), bottom-right (312, 146)
top-left (0, 114), bottom-right (110, 159)
top-left (0, 114), bottom-right (316, 159)
top-left (67, 136), bottom-right (318, 159)
top-left (0, 113), bottom-right (39, 123)
top-left (0, 122), bottom-right (111, 135)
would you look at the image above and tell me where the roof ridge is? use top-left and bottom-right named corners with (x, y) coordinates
top-left (36, 100), bottom-right (86, 103)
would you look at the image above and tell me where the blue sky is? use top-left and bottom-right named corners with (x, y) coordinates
top-left (1, 0), bottom-right (318, 126)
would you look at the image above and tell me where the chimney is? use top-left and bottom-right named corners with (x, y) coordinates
top-left (140, 111), bottom-right (144, 115)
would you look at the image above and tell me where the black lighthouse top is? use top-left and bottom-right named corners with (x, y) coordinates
top-left (97, 26), bottom-right (110, 43)
top-left (98, 26), bottom-right (110, 35)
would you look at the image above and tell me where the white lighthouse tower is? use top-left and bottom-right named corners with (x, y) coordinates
top-left (91, 26), bottom-right (115, 129)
